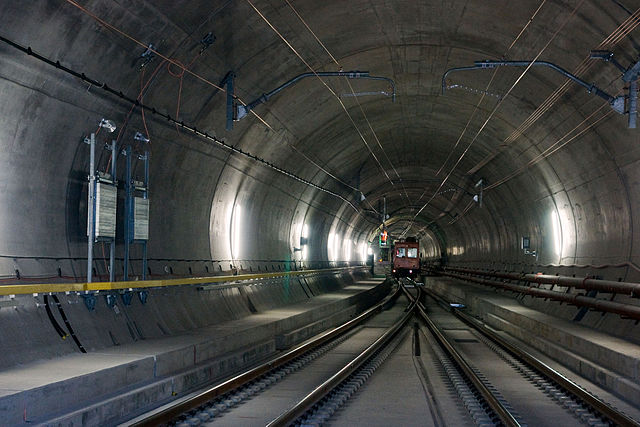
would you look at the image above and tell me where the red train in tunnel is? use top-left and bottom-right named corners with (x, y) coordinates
top-left (392, 237), bottom-right (420, 279)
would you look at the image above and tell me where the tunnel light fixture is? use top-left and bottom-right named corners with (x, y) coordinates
top-left (360, 243), bottom-right (368, 261)
top-left (344, 239), bottom-right (352, 261)
top-left (328, 233), bottom-right (335, 262)
top-left (231, 205), bottom-right (242, 260)
top-left (300, 224), bottom-right (309, 260)
top-left (328, 232), bottom-right (341, 262)
top-left (551, 210), bottom-right (562, 260)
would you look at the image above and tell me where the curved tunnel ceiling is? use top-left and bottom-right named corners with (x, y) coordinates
top-left (1, 0), bottom-right (640, 278)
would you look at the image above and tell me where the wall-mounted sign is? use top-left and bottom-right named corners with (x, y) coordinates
top-left (379, 230), bottom-right (388, 248)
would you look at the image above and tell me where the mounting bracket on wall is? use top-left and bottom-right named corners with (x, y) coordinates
top-left (230, 71), bottom-right (396, 129)
top-left (473, 179), bottom-right (484, 208)
top-left (590, 50), bottom-right (640, 128)
top-left (221, 71), bottom-right (235, 131)
top-left (135, 43), bottom-right (156, 71)
top-left (198, 32), bottom-right (215, 55)
top-left (81, 293), bottom-right (96, 311)
top-left (442, 56), bottom-right (640, 127)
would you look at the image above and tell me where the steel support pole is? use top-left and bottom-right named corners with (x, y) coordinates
top-left (87, 133), bottom-right (96, 283)
top-left (124, 145), bottom-right (132, 281)
top-left (109, 139), bottom-right (117, 282)
top-left (142, 150), bottom-right (149, 280)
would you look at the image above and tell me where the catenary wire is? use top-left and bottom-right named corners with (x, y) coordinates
top-left (282, 0), bottom-right (406, 210)
top-left (62, 0), bottom-right (371, 199)
top-left (0, 35), bottom-right (367, 216)
top-left (433, 0), bottom-right (548, 180)
top-left (413, 0), bottom-right (585, 222)
top-left (466, 7), bottom-right (640, 176)
top-left (245, 0), bottom-right (396, 188)
top-left (400, 0), bottom-right (551, 239)
top-left (485, 108), bottom-right (614, 191)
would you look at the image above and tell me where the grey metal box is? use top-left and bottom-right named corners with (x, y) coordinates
top-left (134, 197), bottom-right (149, 241)
top-left (95, 183), bottom-right (117, 239)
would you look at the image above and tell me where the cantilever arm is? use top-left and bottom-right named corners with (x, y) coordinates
top-left (237, 71), bottom-right (396, 120)
top-left (473, 60), bottom-right (616, 104)
top-left (442, 60), bottom-right (624, 114)
top-left (441, 65), bottom-right (487, 94)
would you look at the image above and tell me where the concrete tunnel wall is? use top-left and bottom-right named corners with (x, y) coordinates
top-left (1, 2), bottom-right (640, 340)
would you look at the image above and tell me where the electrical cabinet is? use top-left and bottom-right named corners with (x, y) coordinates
top-left (93, 182), bottom-right (117, 239)
top-left (133, 197), bottom-right (149, 241)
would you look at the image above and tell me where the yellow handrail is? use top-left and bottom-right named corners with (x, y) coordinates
top-left (0, 266), bottom-right (364, 296)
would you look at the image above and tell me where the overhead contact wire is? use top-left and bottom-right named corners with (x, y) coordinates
top-left (434, 0), bottom-right (547, 181)
top-left (61, 0), bottom-right (277, 124)
top-left (467, 7), bottom-right (640, 175)
top-left (434, 0), bottom-right (546, 178)
top-left (62, 0), bottom-right (366, 204)
top-left (448, 82), bottom-right (617, 224)
top-left (283, 0), bottom-right (412, 207)
top-left (447, 110), bottom-right (613, 227)
top-left (414, 0), bottom-right (585, 221)
top-left (0, 35), bottom-right (362, 214)
top-left (508, 8), bottom-right (640, 138)
top-left (486, 108), bottom-right (613, 190)
top-left (245, 0), bottom-right (395, 188)
top-left (404, 0), bottom-right (550, 238)
top-left (63, 0), bottom-right (226, 92)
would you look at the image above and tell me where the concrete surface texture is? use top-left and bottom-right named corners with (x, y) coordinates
top-left (0, 275), bottom-right (387, 425)
top-left (2, 0), bottom-right (640, 423)
top-left (1, 1), bottom-right (640, 280)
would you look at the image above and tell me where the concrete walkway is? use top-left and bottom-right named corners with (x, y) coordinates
top-left (0, 278), bottom-right (387, 425)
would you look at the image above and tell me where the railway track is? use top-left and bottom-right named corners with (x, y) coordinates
top-left (402, 281), bottom-right (640, 427)
top-left (129, 283), bottom-right (412, 426)
top-left (126, 280), bottom-right (640, 426)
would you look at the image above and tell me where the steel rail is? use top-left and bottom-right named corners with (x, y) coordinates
top-left (422, 287), bottom-right (640, 427)
top-left (0, 266), bottom-right (364, 296)
top-left (446, 266), bottom-right (640, 296)
top-left (443, 270), bottom-right (640, 320)
top-left (131, 282), bottom-right (399, 426)
top-left (266, 289), bottom-right (419, 426)
top-left (401, 285), bottom-right (521, 427)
